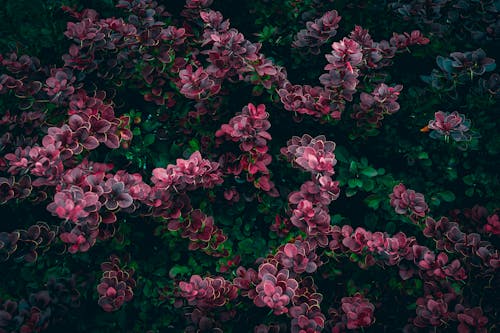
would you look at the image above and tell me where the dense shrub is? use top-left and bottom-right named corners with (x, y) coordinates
top-left (0, 0), bottom-right (498, 332)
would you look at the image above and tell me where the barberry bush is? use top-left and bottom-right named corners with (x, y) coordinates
top-left (0, 0), bottom-right (498, 332)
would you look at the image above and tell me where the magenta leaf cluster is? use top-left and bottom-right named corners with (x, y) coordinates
top-left (97, 255), bottom-right (136, 312)
top-left (427, 111), bottom-right (472, 142)
top-left (179, 275), bottom-right (238, 309)
top-left (152, 151), bottom-right (223, 192)
top-left (390, 183), bottom-right (429, 221)
top-left (292, 10), bottom-right (342, 55)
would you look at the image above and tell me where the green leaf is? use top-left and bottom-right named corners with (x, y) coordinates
top-left (331, 214), bottom-right (345, 225)
top-left (463, 175), bottom-right (474, 185)
top-left (335, 145), bottom-right (349, 163)
top-left (436, 56), bottom-right (454, 73)
top-left (421, 159), bottom-right (432, 167)
top-left (445, 167), bottom-right (458, 181)
top-left (414, 279), bottom-right (422, 290)
top-left (345, 188), bottom-right (357, 197)
top-left (388, 277), bottom-right (401, 289)
top-left (349, 161), bottom-right (358, 173)
top-left (238, 239), bottom-right (255, 254)
top-left (348, 178), bottom-right (363, 188)
top-left (188, 139), bottom-right (200, 151)
top-left (143, 133), bottom-right (155, 147)
top-left (429, 196), bottom-right (440, 207)
top-left (142, 119), bottom-right (159, 132)
top-left (417, 151), bottom-right (429, 159)
top-left (349, 253), bottom-right (359, 262)
top-left (169, 142), bottom-right (182, 156)
top-left (258, 203), bottom-right (270, 213)
top-left (385, 222), bottom-right (396, 234)
top-left (363, 179), bottom-right (375, 191)
top-left (169, 265), bottom-right (191, 278)
top-left (364, 194), bottom-right (382, 210)
top-left (153, 267), bottom-right (167, 276)
top-left (438, 190), bottom-right (456, 202)
top-left (143, 281), bottom-right (152, 297)
top-left (484, 62), bottom-right (496, 72)
top-left (252, 85), bottom-right (264, 96)
top-left (406, 302), bottom-right (417, 310)
top-left (360, 167), bottom-right (378, 177)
